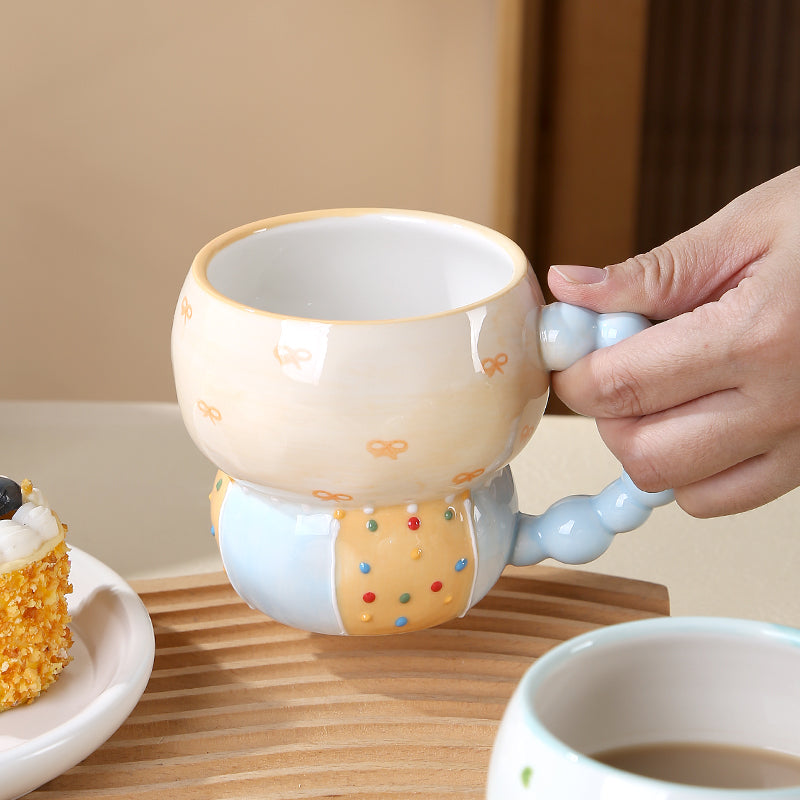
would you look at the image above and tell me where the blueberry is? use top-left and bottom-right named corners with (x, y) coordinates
top-left (0, 476), bottom-right (23, 520)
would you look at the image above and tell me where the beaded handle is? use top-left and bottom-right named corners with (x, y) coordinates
top-left (510, 303), bottom-right (674, 566)
top-left (538, 301), bottom-right (651, 371)
top-left (511, 473), bottom-right (673, 565)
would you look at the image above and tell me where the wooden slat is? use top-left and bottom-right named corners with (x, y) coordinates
top-left (29, 566), bottom-right (668, 799)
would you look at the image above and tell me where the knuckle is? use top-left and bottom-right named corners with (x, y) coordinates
top-left (628, 246), bottom-right (675, 286)
top-left (593, 353), bottom-right (647, 418)
top-left (717, 279), bottom-right (798, 393)
top-left (674, 489), bottom-right (718, 519)
top-left (623, 445), bottom-right (671, 493)
top-left (737, 288), bottom-right (793, 363)
top-left (621, 247), bottom-right (680, 311)
top-left (598, 420), bottom-right (670, 493)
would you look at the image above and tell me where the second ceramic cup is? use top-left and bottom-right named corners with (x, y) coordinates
top-left (488, 617), bottom-right (800, 799)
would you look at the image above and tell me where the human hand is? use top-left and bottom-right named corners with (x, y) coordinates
top-left (547, 166), bottom-right (800, 517)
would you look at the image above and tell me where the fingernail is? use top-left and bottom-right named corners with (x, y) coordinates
top-left (551, 264), bottom-right (607, 285)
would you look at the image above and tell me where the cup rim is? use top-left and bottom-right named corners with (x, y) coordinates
top-left (188, 208), bottom-right (531, 325)
top-left (519, 616), bottom-right (800, 797)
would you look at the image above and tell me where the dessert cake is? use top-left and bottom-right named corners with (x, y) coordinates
top-left (0, 476), bottom-right (72, 710)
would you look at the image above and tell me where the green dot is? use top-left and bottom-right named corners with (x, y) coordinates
top-left (215, 478), bottom-right (223, 491)
top-left (444, 508), bottom-right (454, 520)
top-left (366, 519), bottom-right (378, 532)
top-left (399, 592), bottom-right (411, 604)
top-left (521, 766), bottom-right (534, 787)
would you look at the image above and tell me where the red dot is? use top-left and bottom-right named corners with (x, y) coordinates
top-left (363, 592), bottom-right (376, 603)
top-left (431, 581), bottom-right (443, 592)
top-left (408, 516), bottom-right (421, 530)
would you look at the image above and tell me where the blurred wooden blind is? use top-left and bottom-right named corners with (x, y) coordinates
top-left (512, 0), bottom-right (800, 412)
top-left (636, 0), bottom-right (800, 251)
top-left (515, 0), bottom-right (800, 278)
top-left (513, 0), bottom-right (649, 413)
top-left (515, 0), bottom-right (648, 286)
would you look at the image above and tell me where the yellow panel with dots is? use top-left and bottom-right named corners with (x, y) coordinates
top-left (333, 494), bottom-right (476, 635)
top-left (209, 470), bottom-right (232, 546)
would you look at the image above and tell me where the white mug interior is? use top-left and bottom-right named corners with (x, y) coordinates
top-left (204, 211), bottom-right (524, 321)
top-left (533, 618), bottom-right (800, 756)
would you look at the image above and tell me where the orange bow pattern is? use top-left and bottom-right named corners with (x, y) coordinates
top-left (481, 353), bottom-right (508, 377)
top-left (366, 439), bottom-right (409, 459)
top-left (273, 345), bottom-right (312, 368)
top-left (181, 296), bottom-right (192, 324)
top-left (313, 489), bottom-right (354, 502)
top-left (520, 424), bottom-right (535, 439)
top-left (197, 400), bottom-right (222, 424)
top-left (453, 468), bottom-right (485, 485)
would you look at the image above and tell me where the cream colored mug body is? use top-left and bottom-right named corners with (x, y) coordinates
top-left (172, 209), bottom-right (671, 634)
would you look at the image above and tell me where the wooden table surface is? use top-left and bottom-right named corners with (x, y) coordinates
top-left (29, 566), bottom-right (669, 799)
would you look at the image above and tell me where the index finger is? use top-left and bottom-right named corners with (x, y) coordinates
top-left (550, 300), bottom-right (742, 419)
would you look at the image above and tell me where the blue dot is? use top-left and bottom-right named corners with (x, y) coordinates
top-left (210, 525), bottom-right (216, 537)
top-left (395, 616), bottom-right (408, 627)
top-left (455, 558), bottom-right (468, 572)
top-left (359, 562), bottom-right (371, 574)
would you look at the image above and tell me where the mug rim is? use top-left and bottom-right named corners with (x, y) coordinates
top-left (188, 208), bottom-right (531, 325)
top-left (519, 616), bottom-right (800, 797)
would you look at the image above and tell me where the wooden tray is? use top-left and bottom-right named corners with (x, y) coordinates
top-left (31, 566), bottom-right (668, 799)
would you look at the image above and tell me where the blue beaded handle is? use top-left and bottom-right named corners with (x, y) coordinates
top-left (511, 303), bottom-right (674, 566)
top-left (538, 302), bottom-right (652, 370)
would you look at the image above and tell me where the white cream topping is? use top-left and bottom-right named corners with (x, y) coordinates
top-left (23, 486), bottom-right (48, 508)
top-left (0, 492), bottom-right (63, 570)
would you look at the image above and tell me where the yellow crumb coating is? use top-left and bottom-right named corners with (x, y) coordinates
top-left (0, 540), bottom-right (72, 711)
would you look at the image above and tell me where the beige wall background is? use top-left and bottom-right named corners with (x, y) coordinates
top-left (2, 0), bottom-right (518, 401)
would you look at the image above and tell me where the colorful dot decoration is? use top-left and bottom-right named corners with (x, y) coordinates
top-left (521, 766), bottom-right (534, 788)
top-left (343, 499), bottom-right (474, 634)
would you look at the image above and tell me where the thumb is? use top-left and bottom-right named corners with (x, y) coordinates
top-left (546, 186), bottom-right (777, 319)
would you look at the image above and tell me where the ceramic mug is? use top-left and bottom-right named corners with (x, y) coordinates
top-left (488, 617), bottom-right (800, 798)
top-left (171, 209), bottom-right (672, 635)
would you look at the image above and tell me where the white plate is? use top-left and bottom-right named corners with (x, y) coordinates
top-left (0, 546), bottom-right (155, 800)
